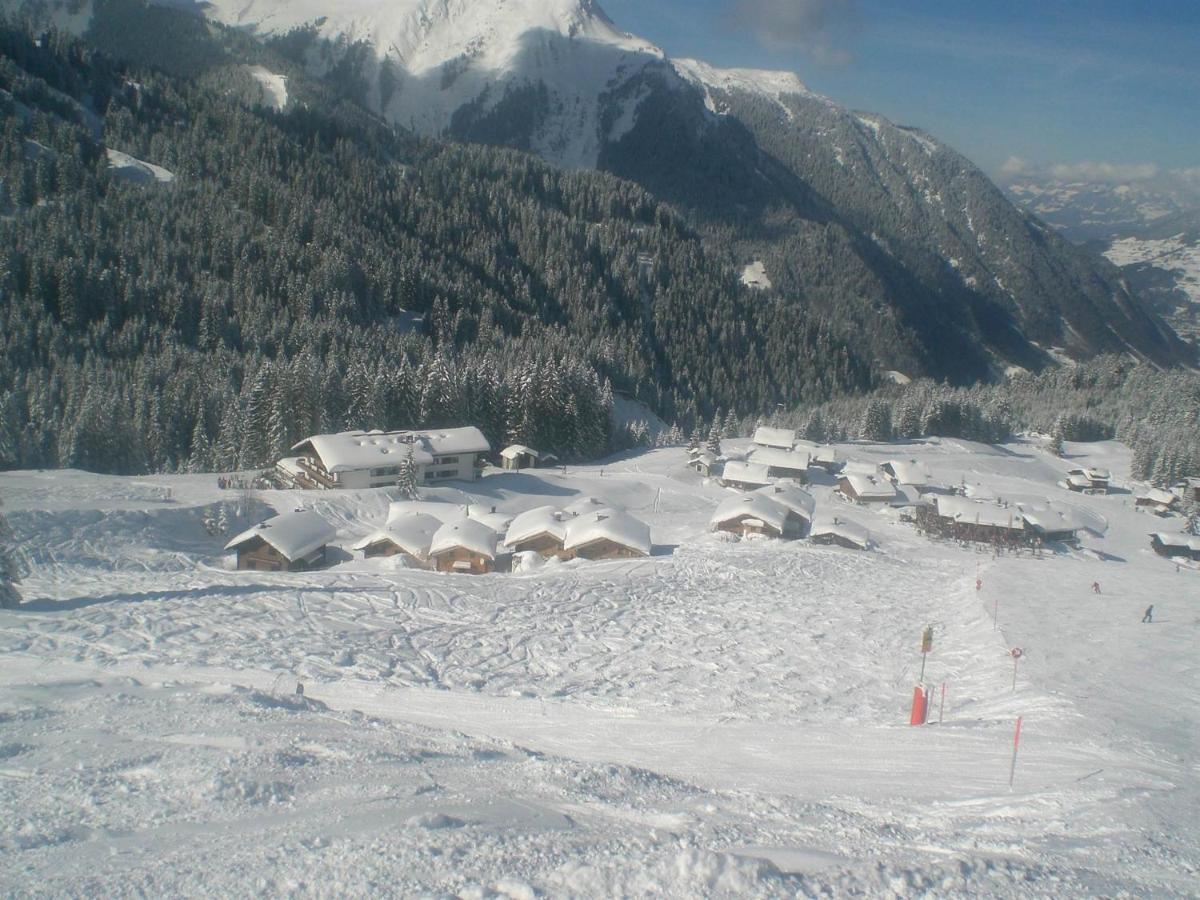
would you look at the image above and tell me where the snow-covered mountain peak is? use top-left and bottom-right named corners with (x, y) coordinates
top-left (671, 57), bottom-right (817, 104)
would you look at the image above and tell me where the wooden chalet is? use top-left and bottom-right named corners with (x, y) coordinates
top-left (752, 425), bottom-right (797, 450)
top-left (429, 519), bottom-right (499, 574)
top-left (504, 506), bottom-right (568, 557)
top-left (754, 483), bottom-right (816, 532)
top-left (563, 509), bottom-right (651, 560)
top-left (350, 512), bottom-right (441, 567)
top-left (224, 510), bottom-right (336, 572)
top-left (1149, 533), bottom-right (1200, 560)
top-left (710, 494), bottom-right (801, 539)
top-left (688, 450), bottom-right (719, 477)
top-left (809, 516), bottom-right (871, 550)
top-left (500, 444), bottom-right (540, 471)
top-left (719, 460), bottom-right (772, 491)
top-left (919, 496), bottom-right (1032, 548)
top-left (1063, 467), bottom-right (1110, 494)
top-left (1135, 488), bottom-right (1180, 516)
top-left (837, 471), bottom-right (898, 504)
top-left (748, 446), bottom-right (810, 483)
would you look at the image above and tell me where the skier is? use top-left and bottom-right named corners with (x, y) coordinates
top-left (1091, 581), bottom-right (1101, 594)
top-left (1141, 605), bottom-right (1154, 624)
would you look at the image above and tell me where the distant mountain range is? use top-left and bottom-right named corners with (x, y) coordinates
top-left (5, 0), bottom-right (1195, 377)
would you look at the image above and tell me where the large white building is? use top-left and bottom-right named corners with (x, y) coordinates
top-left (279, 427), bottom-right (491, 490)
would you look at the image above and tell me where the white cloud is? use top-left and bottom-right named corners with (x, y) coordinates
top-left (727, 0), bottom-right (860, 65)
top-left (1047, 161), bottom-right (1159, 183)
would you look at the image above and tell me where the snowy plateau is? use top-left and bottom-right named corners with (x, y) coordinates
top-left (1, 439), bottom-right (1198, 896)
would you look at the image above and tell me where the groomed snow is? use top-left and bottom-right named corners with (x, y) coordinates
top-left (1, 436), bottom-right (1198, 895)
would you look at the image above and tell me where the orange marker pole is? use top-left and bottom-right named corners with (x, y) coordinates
top-left (1008, 716), bottom-right (1023, 788)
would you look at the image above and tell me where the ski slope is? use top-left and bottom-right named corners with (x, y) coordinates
top-left (0, 438), bottom-right (1197, 895)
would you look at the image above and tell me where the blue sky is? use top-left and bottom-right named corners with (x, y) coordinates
top-left (601, 0), bottom-right (1200, 181)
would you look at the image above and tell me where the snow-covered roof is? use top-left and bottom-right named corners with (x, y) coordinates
top-left (563, 509), bottom-right (651, 556)
top-left (351, 512), bottom-right (442, 557)
top-left (387, 500), bottom-right (466, 525)
top-left (809, 515), bottom-right (871, 548)
top-left (710, 494), bottom-right (792, 532)
top-left (754, 483), bottom-right (816, 519)
top-left (884, 459), bottom-right (930, 486)
top-left (933, 496), bottom-right (1022, 529)
top-left (690, 450), bottom-right (718, 466)
top-left (225, 510), bottom-right (336, 560)
top-left (889, 485), bottom-right (929, 508)
top-left (720, 460), bottom-right (772, 487)
top-left (429, 518), bottom-right (498, 560)
top-left (500, 444), bottom-right (539, 460)
top-left (1151, 533), bottom-right (1200, 551)
top-left (1138, 488), bottom-right (1178, 506)
top-left (1065, 473), bottom-right (1094, 489)
top-left (752, 426), bottom-right (796, 449)
top-left (1017, 501), bottom-right (1107, 536)
top-left (504, 505), bottom-right (567, 547)
top-left (1067, 467), bottom-right (1110, 481)
top-left (839, 472), bottom-right (897, 501)
top-left (469, 510), bottom-right (514, 533)
top-left (842, 461), bottom-right (883, 476)
top-left (749, 446), bottom-right (811, 471)
top-left (564, 495), bottom-right (607, 517)
top-left (292, 427), bottom-right (490, 473)
top-left (275, 457), bottom-right (305, 477)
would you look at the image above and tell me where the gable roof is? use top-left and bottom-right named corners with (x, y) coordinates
top-left (351, 512), bottom-right (442, 557)
top-left (809, 515), bottom-right (871, 548)
top-left (1138, 488), bottom-right (1178, 506)
top-left (752, 425), bottom-right (796, 449)
top-left (720, 460), bottom-right (772, 487)
top-left (710, 494), bottom-right (793, 532)
top-left (933, 495), bottom-right (1022, 529)
top-left (884, 459), bottom-right (930, 486)
top-left (753, 483), bottom-right (816, 519)
top-left (563, 509), bottom-right (651, 556)
top-left (429, 519), bottom-right (498, 560)
top-left (1151, 532), bottom-right (1200, 551)
top-left (292, 427), bottom-right (490, 473)
top-left (748, 446), bottom-right (811, 471)
top-left (500, 444), bottom-right (539, 460)
top-left (839, 472), bottom-right (898, 500)
top-left (225, 510), bottom-right (336, 561)
top-left (504, 505), bottom-right (567, 547)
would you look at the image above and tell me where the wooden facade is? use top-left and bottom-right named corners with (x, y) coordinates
top-left (567, 538), bottom-right (647, 561)
top-left (915, 506), bottom-right (1037, 550)
top-left (714, 515), bottom-right (781, 539)
top-left (235, 536), bottom-right (326, 572)
top-left (507, 532), bottom-right (566, 557)
top-left (431, 546), bottom-right (495, 574)
top-left (810, 531), bottom-right (866, 551)
top-left (360, 537), bottom-right (427, 568)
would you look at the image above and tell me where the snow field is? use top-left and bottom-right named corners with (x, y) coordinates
top-left (1, 438), bottom-right (1197, 895)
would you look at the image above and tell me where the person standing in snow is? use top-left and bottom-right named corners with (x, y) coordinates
top-left (1091, 581), bottom-right (1101, 594)
top-left (1142, 605), bottom-right (1154, 623)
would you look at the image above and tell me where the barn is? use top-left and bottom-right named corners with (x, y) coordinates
top-left (748, 446), bottom-right (811, 483)
top-left (225, 510), bottom-right (336, 572)
top-left (500, 445), bottom-right (540, 471)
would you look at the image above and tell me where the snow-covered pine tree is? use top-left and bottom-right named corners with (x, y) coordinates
top-left (0, 501), bottom-right (23, 609)
top-left (722, 409), bottom-right (739, 439)
top-left (1048, 417), bottom-right (1066, 457)
top-left (802, 408), bottom-right (826, 443)
top-left (706, 420), bottom-right (722, 456)
top-left (397, 445), bottom-right (420, 499)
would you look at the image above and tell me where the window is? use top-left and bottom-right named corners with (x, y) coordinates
top-left (430, 469), bottom-right (457, 480)
top-left (370, 466), bottom-right (399, 477)
top-left (434, 456), bottom-right (460, 465)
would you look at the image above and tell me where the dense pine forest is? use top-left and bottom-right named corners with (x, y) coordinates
top-left (778, 357), bottom-right (1200, 488)
top-left (1, 18), bottom-right (1198, 488)
top-left (0, 20), bottom-right (872, 474)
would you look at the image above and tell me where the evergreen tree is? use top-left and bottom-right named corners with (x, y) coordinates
top-left (1048, 417), bottom-right (1066, 457)
top-left (397, 445), bottom-right (420, 499)
top-left (0, 502), bottom-right (22, 609)
top-left (706, 421), bottom-right (722, 456)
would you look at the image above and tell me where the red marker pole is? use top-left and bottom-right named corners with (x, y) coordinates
top-left (1009, 716), bottom-right (1023, 788)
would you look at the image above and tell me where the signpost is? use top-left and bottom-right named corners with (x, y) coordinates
top-left (1010, 647), bottom-right (1023, 691)
top-left (919, 626), bottom-right (934, 681)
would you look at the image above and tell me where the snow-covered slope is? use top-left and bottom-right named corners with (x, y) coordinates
top-left (1, 439), bottom-right (1198, 894)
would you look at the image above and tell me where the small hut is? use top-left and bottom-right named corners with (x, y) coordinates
top-left (563, 509), bottom-right (651, 560)
top-left (225, 510), bottom-right (336, 572)
top-left (500, 444), bottom-right (540, 471)
top-left (838, 471), bottom-right (898, 504)
top-left (429, 519), bottom-right (498, 574)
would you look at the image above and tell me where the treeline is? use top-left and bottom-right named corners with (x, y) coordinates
top-left (776, 357), bottom-right (1200, 487)
top-left (0, 20), bottom-right (873, 475)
